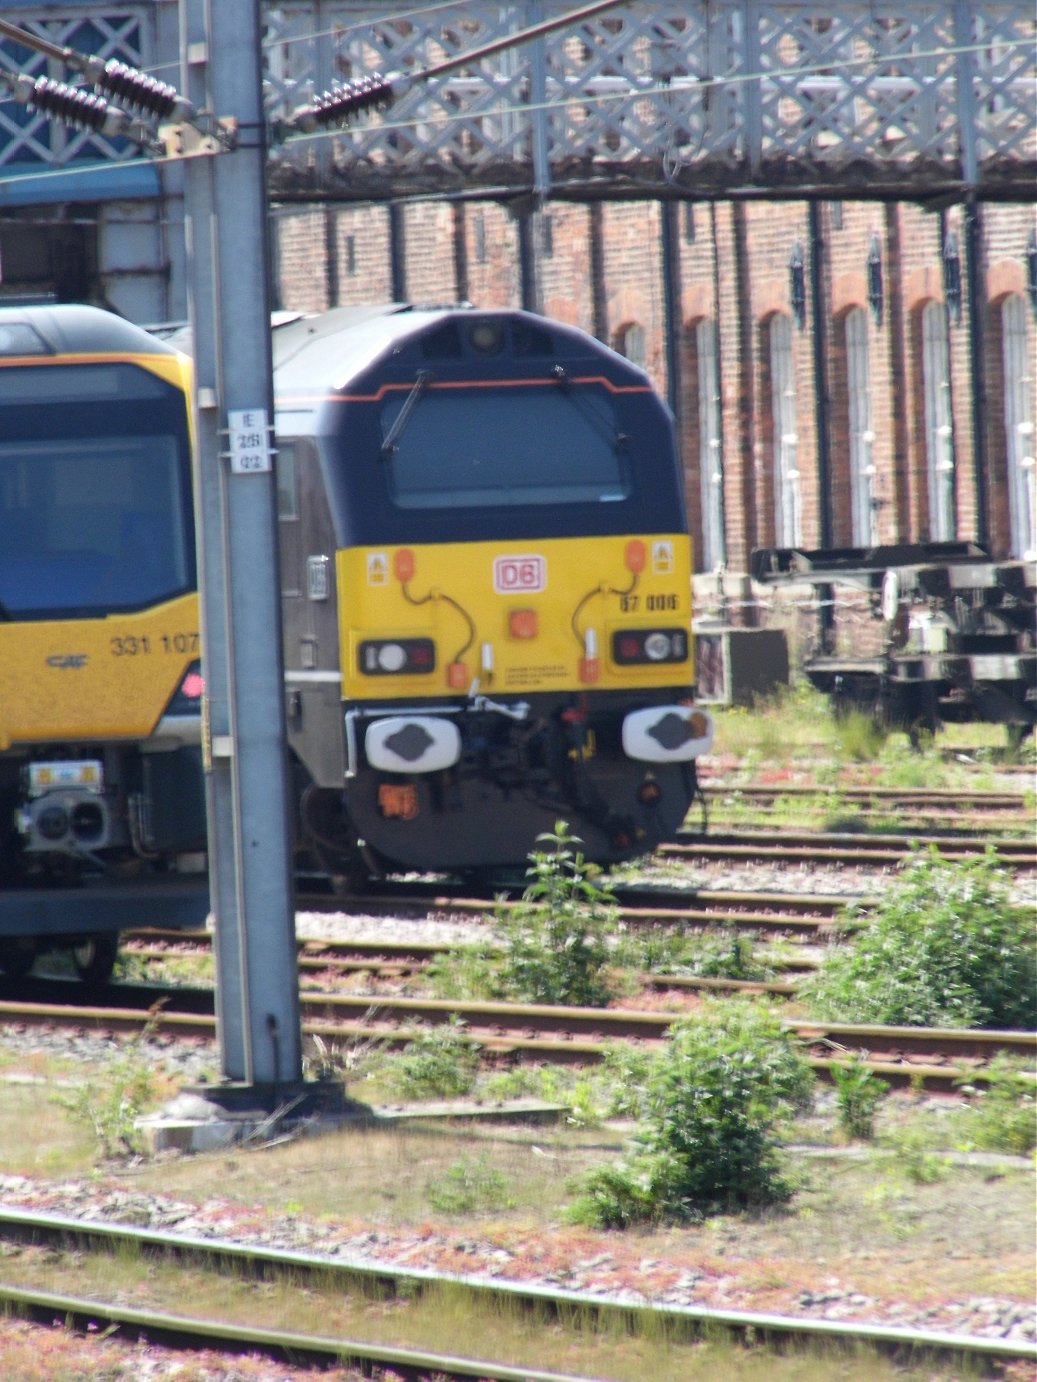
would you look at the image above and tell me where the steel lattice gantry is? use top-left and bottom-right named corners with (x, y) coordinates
top-left (0, 2), bottom-right (1033, 204)
top-left (261, 0), bottom-right (1036, 203)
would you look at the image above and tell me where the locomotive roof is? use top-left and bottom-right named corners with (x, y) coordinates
top-left (270, 301), bottom-right (641, 403)
top-left (272, 302), bottom-right (449, 399)
top-left (0, 302), bottom-right (180, 357)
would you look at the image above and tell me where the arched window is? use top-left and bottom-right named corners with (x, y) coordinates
top-left (845, 307), bottom-right (876, 546)
top-left (921, 301), bottom-right (955, 542)
top-left (769, 314), bottom-right (801, 546)
top-left (1001, 294), bottom-right (1035, 559)
top-left (696, 318), bottom-right (726, 569)
top-left (615, 323), bottom-right (646, 369)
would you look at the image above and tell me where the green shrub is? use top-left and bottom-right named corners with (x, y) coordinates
top-left (390, 1019), bottom-right (481, 1099)
top-left (570, 1002), bottom-right (814, 1226)
top-left (804, 849), bottom-right (1036, 1029)
top-left (426, 1154), bottom-right (515, 1214)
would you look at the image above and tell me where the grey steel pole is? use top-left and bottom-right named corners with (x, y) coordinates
top-left (180, 0), bottom-right (302, 1097)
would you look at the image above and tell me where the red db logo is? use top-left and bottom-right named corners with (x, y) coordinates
top-left (493, 554), bottom-right (546, 593)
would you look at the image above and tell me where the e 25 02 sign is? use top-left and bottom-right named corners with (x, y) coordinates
top-left (493, 554), bottom-right (546, 593)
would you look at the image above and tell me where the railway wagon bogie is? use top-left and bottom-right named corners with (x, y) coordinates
top-left (275, 304), bottom-right (713, 877)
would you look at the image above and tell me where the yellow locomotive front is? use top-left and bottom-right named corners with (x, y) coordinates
top-left (0, 306), bottom-right (205, 972)
top-left (275, 305), bottom-right (713, 877)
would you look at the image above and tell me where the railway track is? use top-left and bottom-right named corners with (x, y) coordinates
top-left (0, 1282), bottom-right (583, 1382)
top-left (1, 1207), bottom-right (1033, 1377)
top-left (664, 830), bottom-right (1037, 869)
top-left (126, 932), bottom-right (818, 984)
top-left (295, 884), bottom-right (850, 938)
top-left (1, 982), bottom-right (1031, 1090)
top-left (702, 784), bottom-right (1032, 811)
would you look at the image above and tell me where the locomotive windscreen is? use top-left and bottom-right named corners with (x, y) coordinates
top-left (0, 363), bottom-right (194, 616)
top-left (381, 384), bottom-right (630, 508)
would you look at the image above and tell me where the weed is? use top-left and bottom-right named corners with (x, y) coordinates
top-left (618, 925), bottom-right (773, 982)
top-left (495, 821), bottom-right (618, 1007)
top-left (955, 1057), bottom-right (1037, 1156)
top-left (52, 1011), bottom-right (161, 1159)
top-left (426, 823), bottom-right (619, 1008)
top-left (425, 1153), bottom-right (516, 1214)
top-left (804, 848), bottom-right (1036, 1028)
top-left (831, 1055), bottom-right (888, 1141)
top-left (833, 708), bottom-right (888, 762)
top-left (426, 941), bottom-right (501, 1001)
top-left (304, 1031), bottom-right (387, 1085)
top-left (389, 1019), bottom-right (481, 1100)
top-left (877, 1125), bottom-right (952, 1185)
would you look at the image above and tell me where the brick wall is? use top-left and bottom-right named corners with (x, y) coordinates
top-left (273, 196), bottom-right (1037, 574)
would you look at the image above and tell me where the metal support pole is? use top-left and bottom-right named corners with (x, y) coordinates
top-left (661, 201), bottom-right (682, 418)
top-left (180, 0), bottom-right (304, 1103)
top-left (964, 200), bottom-right (990, 551)
top-left (808, 200), bottom-right (835, 652)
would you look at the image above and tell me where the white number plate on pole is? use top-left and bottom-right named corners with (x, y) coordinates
top-left (227, 408), bottom-right (272, 473)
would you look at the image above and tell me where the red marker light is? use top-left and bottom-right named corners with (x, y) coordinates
top-left (393, 548), bottom-right (415, 582)
top-left (625, 539), bottom-right (646, 573)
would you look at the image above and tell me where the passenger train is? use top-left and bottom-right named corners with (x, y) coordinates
top-left (0, 303), bottom-right (206, 979)
top-left (272, 304), bottom-right (714, 883)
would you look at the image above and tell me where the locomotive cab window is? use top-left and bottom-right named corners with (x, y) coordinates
top-left (380, 383), bottom-right (630, 509)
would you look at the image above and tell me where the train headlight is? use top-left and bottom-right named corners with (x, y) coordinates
top-left (468, 319), bottom-right (504, 353)
top-left (359, 638), bottom-right (436, 676)
top-left (376, 643), bottom-right (407, 673)
top-left (611, 629), bottom-right (689, 666)
top-left (643, 632), bottom-right (673, 661)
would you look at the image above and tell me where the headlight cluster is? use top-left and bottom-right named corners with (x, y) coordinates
top-left (359, 638), bottom-right (436, 676)
top-left (611, 628), bottom-right (689, 666)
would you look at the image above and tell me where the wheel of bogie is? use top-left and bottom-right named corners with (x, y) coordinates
top-left (71, 932), bottom-right (119, 985)
top-left (0, 938), bottom-right (37, 979)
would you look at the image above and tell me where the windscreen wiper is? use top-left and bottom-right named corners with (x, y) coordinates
top-left (550, 365), bottom-right (625, 450)
top-left (380, 369), bottom-right (432, 458)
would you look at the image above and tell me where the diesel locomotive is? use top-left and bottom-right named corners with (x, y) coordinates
top-left (0, 303), bottom-right (206, 979)
top-left (272, 303), bottom-right (713, 882)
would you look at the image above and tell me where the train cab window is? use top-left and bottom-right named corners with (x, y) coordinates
top-left (0, 363), bottom-right (193, 617)
top-left (380, 383), bottom-right (630, 509)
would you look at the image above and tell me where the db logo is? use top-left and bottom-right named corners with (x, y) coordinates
top-left (493, 554), bottom-right (546, 593)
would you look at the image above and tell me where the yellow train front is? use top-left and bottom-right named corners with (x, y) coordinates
top-left (0, 304), bottom-right (206, 976)
top-left (275, 305), bottom-right (713, 878)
